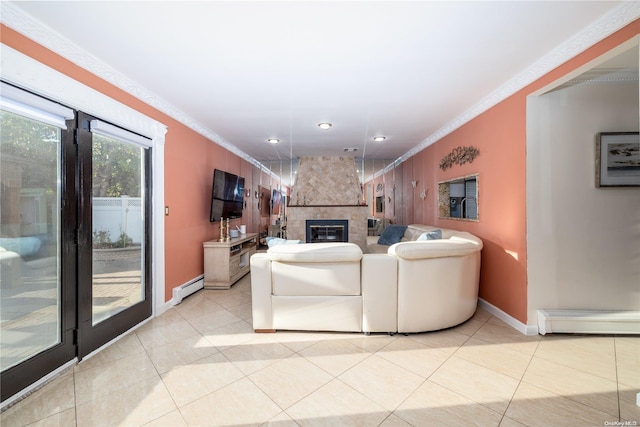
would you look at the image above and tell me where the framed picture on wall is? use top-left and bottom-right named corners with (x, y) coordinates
top-left (596, 132), bottom-right (640, 187)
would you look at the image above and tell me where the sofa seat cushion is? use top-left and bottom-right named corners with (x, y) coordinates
top-left (267, 242), bottom-right (362, 263)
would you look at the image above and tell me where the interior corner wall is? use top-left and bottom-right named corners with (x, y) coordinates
top-left (527, 80), bottom-right (640, 321)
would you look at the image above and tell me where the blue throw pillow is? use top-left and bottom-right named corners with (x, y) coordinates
top-left (417, 229), bottom-right (442, 241)
top-left (377, 225), bottom-right (407, 246)
top-left (266, 237), bottom-right (301, 248)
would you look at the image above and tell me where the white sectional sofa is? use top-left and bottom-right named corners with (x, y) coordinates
top-left (250, 225), bottom-right (483, 334)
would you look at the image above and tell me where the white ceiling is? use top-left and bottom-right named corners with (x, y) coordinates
top-left (4, 1), bottom-right (636, 183)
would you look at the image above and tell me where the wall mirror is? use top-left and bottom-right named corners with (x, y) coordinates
top-left (438, 174), bottom-right (479, 221)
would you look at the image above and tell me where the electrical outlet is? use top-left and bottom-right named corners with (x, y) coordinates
top-left (165, 206), bottom-right (169, 216)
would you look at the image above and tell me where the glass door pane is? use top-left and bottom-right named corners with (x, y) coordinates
top-left (0, 111), bottom-right (62, 370)
top-left (91, 133), bottom-right (145, 325)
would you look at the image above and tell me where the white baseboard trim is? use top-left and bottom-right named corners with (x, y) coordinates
top-left (537, 310), bottom-right (640, 335)
top-left (172, 275), bottom-right (204, 305)
top-left (478, 298), bottom-right (539, 336)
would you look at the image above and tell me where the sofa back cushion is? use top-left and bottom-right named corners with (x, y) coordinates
top-left (272, 262), bottom-right (361, 296)
top-left (268, 242), bottom-right (362, 296)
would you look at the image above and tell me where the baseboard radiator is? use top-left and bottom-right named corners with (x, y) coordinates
top-left (172, 275), bottom-right (204, 304)
top-left (537, 310), bottom-right (640, 335)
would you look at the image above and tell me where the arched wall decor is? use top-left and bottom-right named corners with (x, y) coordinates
top-left (439, 146), bottom-right (480, 171)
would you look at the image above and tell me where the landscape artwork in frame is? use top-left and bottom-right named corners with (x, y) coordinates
top-left (596, 132), bottom-right (640, 187)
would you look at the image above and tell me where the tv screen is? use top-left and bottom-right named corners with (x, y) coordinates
top-left (210, 199), bottom-right (243, 222)
top-left (210, 169), bottom-right (245, 222)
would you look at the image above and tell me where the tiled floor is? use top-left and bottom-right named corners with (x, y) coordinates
top-left (2, 274), bottom-right (639, 427)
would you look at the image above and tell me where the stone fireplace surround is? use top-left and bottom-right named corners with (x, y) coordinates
top-left (285, 156), bottom-right (368, 251)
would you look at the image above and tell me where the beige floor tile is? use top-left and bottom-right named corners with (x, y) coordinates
top-left (222, 336), bottom-right (294, 375)
top-left (135, 307), bottom-right (186, 332)
top-left (376, 336), bottom-right (452, 378)
top-left (180, 377), bottom-right (281, 426)
top-left (213, 290), bottom-right (252, 309)
top-left (394, 380), bottom-right (502, 427)
top-left (619, 383), bottom-right (640, 422)
top-left (505, 382), bottom-right (614, 427)
top-left (173, 295), bottom-right (226, 320)
top-left (145, 333), bottom-right (219, 374)
top-left (135, 319), bottom-right (201, 350)
top-left (248, 354), bottom-right (333, 409)
top-left (522, 356), bottom-right (619, 417)
top-left (27, 407), bottom-right (76, 427)
top-left (338, 354), bottom-right (424, 411)
top-left (379, 413), bottom-right (413, 426)
top-left (346, 333), bottom-right (398, 353)
top-left (74, 351), bottom-right (158, 405)
top-left (268, 331), bottom-right (337, 353)
top-left (226, 301), bottom-right (253, 321)
top-left (160, 352), bottom-right (245, 407)
top-left (534, 335), bottom-right (617, 382)
top-left (142, 409), bottom-right (187, 427)
top-left (76, 377), bottom-right (176, 427)
top-left (408, 328), bottom-right (471, 352)
top-left (429, 355), bottom-right (519, 414)
top-left (74, 332), bottom-right (145, 372)
top-left (285, 379), bottom-right (389, 426)
top-left (471, 320), bottom-right (541, 356)
top-left (184, 309), bottom-right (243, 336)
top-left (263, 411), bottom-right (300, 427)
top-left (0, 375), bottom-right (75, 427)
top-left (298, 337), bottom-right (371, 376)
top-left (498, 416), bottom-right (529, 427)
top-left (201, 319), bottom-right (258, 350)
top-left (455, 336), bottom-right (533, 380)
top-left (615, 336), bottom-right (640, 388)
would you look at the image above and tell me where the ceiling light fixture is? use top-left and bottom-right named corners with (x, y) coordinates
top-left (373, 136), bottom-right (386, 142)
top-left (267, 138), bottom-right (280, 144)
top-left (318, 122), bottom-right (332, 130)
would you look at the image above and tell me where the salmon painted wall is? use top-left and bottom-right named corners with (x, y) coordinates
top-left (369, 19), bottom-right (639, 324)
top-left (1, 24), bottom-right (260, 303)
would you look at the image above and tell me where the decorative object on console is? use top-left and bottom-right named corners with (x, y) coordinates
top-left (595, 132), bottom-right (640, 187)
top-left (439, 146), bottom-right (480, 171)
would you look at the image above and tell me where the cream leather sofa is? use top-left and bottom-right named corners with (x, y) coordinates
top-left (250, 225), bottom-right (482, 334)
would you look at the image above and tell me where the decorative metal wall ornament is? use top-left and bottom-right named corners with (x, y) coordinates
top-left (439, 146), bottom-right (480, 171)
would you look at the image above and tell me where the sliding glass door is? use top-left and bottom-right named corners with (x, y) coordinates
top-left (0, 86), bottom-right (153, 401)
top-left (76, 112), bottom-right (152, 358)
top-left (0, 93), bottom-right (77, 400)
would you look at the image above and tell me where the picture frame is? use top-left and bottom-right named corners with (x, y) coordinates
top-left (595, 132), bottom-right (640, 187)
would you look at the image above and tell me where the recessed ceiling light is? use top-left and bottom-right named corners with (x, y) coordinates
top-left (267, 138), bottom-right (280, 144)
top-left (373, 136), bottom-right (386, 142)
top-left (318, 122), bottom-right (332, 130)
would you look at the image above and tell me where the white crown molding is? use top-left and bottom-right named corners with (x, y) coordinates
top-left (2, 1), bottom-right (638, 181)
top-left (377, 0), bottom-right (640, 177)
top-left (0, 1), bottom-right (278, 178)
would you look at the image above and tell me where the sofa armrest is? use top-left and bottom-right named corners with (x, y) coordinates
top-left (250, 253), bottom-right (273, 331)
top-left (361, 254), bottom-right (398, 333)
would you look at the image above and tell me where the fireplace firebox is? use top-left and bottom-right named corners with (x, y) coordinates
top-left (306, 219), bottom-right (349, 243)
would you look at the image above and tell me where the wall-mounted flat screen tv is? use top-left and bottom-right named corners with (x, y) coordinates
top-left (210, 169), bottom-right (245, 221)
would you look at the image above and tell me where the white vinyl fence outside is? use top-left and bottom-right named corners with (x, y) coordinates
top-left (93, 196), bottom-right (143, 244)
